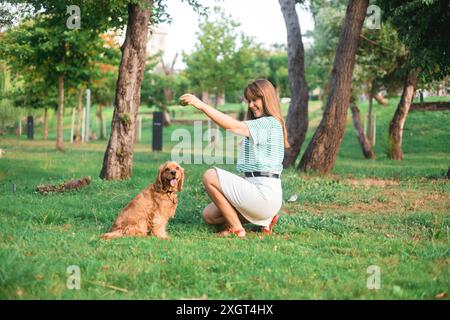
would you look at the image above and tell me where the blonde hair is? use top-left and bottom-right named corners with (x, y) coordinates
top-left (244, 79), bottom-right (290, 148)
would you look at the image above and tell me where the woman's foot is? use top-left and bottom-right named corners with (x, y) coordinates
top-left (217, 227), bottom-right (246, 238)
top-left (261, 214), bottom-right (279, 235)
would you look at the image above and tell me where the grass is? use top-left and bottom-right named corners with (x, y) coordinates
top-left (0, 95), bottom-right (449, 299)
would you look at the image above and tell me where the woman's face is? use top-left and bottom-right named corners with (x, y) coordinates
top-left (247, 97), bottom-right (266, 118)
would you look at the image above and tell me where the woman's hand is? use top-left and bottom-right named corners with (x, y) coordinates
top-left (179, 94), bottom-right (206, 111)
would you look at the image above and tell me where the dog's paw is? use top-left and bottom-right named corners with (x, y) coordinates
top-left (100, 230), bottom-right (123, 240)
top-left (100, 233), bottom-right (112, 240)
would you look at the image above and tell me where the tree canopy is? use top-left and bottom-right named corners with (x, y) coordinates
top-left (183, 7), bottom-right (268, 103)
top-left (378, 0), bottom-right (450, 82)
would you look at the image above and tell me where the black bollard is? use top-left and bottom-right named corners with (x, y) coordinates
top-left (152, 111), bottom-right (163, 151)
top-left (27, 116), bottom-right (34, 140)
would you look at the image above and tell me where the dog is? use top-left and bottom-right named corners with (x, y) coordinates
top-left (101, 161), bottom-right (184, 240)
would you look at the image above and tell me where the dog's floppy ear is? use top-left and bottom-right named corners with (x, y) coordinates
top-left (155, 164), bottom-right (165, 191)
top-left (177, 167), bottom-right (185, 192)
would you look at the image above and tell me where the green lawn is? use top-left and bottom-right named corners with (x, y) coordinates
top-left (0, 96), bottom-right (449, 299)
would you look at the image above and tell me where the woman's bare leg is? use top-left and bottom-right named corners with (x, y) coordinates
top-left (203, 202), bottom-right (250, 225)
top-left (202, 169), bottom-right (244, 232)
top-left (203, 202), bottom-right (227, 225)
top-left (203, 202), bottom-right (250, 224)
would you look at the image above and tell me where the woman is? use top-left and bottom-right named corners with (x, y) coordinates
top-left (180, 79), bottom-right (289, 238)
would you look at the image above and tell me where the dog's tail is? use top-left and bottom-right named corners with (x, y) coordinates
top-left (101, 229), bottom-right (124, 240)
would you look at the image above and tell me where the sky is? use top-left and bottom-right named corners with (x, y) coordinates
top-left (157, 0), bottom-right (315, 70)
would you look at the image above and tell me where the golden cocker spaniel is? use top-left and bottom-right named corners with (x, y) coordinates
top-left (101, 161), bottom-right (184, 240)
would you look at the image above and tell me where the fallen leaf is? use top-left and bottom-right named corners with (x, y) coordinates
top-left (435, 292), bottom-right (447, 299)
top-left (287, 194), bottom-right (298, 202)
top-left (384, 233), bottom-right (395, 238)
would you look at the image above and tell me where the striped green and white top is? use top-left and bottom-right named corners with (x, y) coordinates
top-left (236, 116), bottom-right (284, 173)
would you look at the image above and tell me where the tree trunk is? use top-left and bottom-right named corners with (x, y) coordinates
top-left (322, 82), bottom-right (330, 109)
top-left (43, 108), bottom-right (48, 140)
top-left (217, 92), bottom-right (225, 106)
top-left (318, 88), bottom-right (323, 101)
top-left (299, 0), bottom-right (369, 173)
top-left (98, 104), bottom-right (106, 140)
top-left (278, 0), bottom-right (309, 168)
top-left (163, 87), bottom-right (174, 102)
top-left (100, 1), bottom-right (152, 180)
top-left (388, 70), bottom-right (418, 160)
top-left (75, 88), bottom-right (83, 142)
top-left (163, 110), bottom-right (171, 127)
top-left (70, 107), bottom-right (75, 143)
top-left (202, 91), bottom-right (212, 105)
top-left (367, 91), bottom-right (373, 143)
top-left (56, 75), bottom-right (64, 151)
top-left (374, 92), bottom-right (388, 106)
top-left (350, 98), bottom-right (375, 159)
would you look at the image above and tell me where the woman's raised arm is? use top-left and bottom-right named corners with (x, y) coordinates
top-left (179, 94), bottom-right (249, 137)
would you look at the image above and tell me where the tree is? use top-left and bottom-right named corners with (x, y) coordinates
top-left (0, 62), bottom-right (17, 133)
top-left (378, 0), bottom-right (450, 160)
top-left (388, 70), bottom-right (418, 159)
top-left (183, 7), bottom-right (264, 106)
top-left (307, 0), bottom-right (347, 106)
top-left (4, 0), bottom-right (206, 179)
top-left (10, 69), bottom-right (58, 139)
top-left (349, 95), bottom-right (375, 159)
top-left (91, 33), bottom-right (121, 140)
top-left (100, 0), bottom-right (207, 180)
top-left (267, 51), bottom-right (289, 99)
top-left (91, 62), bottom-right (119, 140)
top-left (352, 22), bottom-right (407, 159)
top-left (307, 1), bottom-right (408, 160)
top-left (0, 16), bottom-right (105, 148)
top-left (141, 52), bottom-right (190, 124)
top-left (1, 0), bottom-right (131, 147)
top-left (183, 6), bottom-right (266, 144)
top-left (354, 22), bottom-right (407, 148)
top-left (100, 1), bottom-right (153, 180)
top-left (278, 0), bottom-right (309, 168)
top-left (299, 0), bottom-right (369, 173)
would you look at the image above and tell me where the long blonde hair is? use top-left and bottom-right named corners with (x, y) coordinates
top-left (244, 79), bottom-right (290, 148)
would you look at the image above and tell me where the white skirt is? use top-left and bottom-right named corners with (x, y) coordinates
top-left (214, 167), bottom-right (283, 227)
